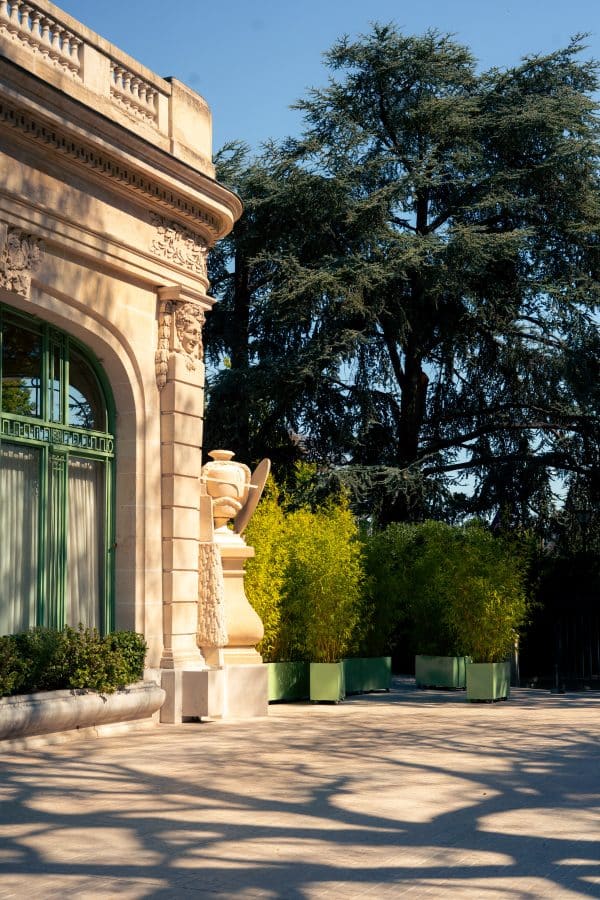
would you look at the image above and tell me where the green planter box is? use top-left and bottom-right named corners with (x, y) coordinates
top-left (310, 662), bottom-right (345, 702)
top-left (267, 661), bottom-right (310, 702)
top-left (415, 655), bottom-right (468, 690)
top-left (343, 657), bottom-right (392, 694)
top-left (466, 661), bottom-right (511, 701)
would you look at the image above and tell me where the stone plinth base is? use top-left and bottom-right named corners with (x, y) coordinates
top-left (222, 647), bottom-right (263, 666)
top-left (225, 665), bottom-right (268, 718)
top-left (160, 665), bottom-right (268, 722)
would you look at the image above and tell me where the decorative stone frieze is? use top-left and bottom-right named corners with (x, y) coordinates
top-left (0, 224), bottom-right (44, 298)
top-left (151, 213), bottom-right (208, 277)
top-left (155, 297), bottom-right (205, 389)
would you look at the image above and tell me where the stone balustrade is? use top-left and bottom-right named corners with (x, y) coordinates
top-left (0, 0), bottom-right (171, 134)
top-left (110, 60), bottom-right (158, 125)
top-left (0, 0), bottom-right (214, 181)
top-left (0, 0), bottom-right (81, 77)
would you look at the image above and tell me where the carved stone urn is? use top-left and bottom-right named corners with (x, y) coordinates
top-left (202, 449), bottom-right (251, 532)
top-left (201, 450), bottom-right (264, 666)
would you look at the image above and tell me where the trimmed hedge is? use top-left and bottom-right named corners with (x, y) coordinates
top-left (0, 626), bottom-right (147, 698)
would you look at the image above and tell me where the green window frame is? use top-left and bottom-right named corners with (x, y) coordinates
top-left (0, 303), bottom-right (115, 634)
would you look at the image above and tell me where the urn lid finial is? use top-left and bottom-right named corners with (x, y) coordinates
top-left (208, 449), bottom-right (235, 462)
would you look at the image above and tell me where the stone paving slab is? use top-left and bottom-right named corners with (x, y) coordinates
top-left (0, 678), bottom-right (599, 899)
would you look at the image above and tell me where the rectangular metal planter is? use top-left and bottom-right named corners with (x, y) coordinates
top-left (466, 661), bottom-right (511, 701)
top-left (309, 662), bottom-right (346, 702)
top-left (343, 657), bottom-right (392, 694)
top-left (415, 655), bottom-right (468, 689)
top-left (267, 661), bottom-right (310, 702)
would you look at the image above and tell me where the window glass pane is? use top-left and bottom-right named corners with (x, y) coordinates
top-left (68, 346), bottom-right (105, 430)
top-left (66, 457), bottom-right (105, 629)
top-left (0, 443), bottom-right (39, 634)
top-left (1, 320), bottom-right (42, 417)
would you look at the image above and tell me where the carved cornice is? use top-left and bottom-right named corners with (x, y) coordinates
top-left (0, 92), bottom-right (238, 242)
top-left (0, 223), bottom-right (44, 298)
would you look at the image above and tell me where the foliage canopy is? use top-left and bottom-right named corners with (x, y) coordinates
top-left (206, 25), bottom-right (600, 525)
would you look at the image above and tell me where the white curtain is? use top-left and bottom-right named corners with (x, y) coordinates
top-left (0, 443), bottom-right (39, 635)
top-left (66, 457), bottom-right (104, 629)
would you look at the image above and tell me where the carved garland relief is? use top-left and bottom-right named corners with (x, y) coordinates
top-left (150, 213), bottom-right (208, 277)
top-left (0, 225), bottom-right (44, 298)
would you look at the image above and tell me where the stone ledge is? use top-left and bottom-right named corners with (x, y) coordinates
top-left (0, 680), bottom-right (165, 743)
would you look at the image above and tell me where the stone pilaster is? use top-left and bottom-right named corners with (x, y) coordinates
top-left (156, 286), bottom-right (207, 670)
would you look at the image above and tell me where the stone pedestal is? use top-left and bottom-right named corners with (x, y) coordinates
top-left (217, 534), bottom-right (264, 666)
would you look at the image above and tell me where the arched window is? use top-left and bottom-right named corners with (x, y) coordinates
top-left (0, 304), bottom-right (115, 635)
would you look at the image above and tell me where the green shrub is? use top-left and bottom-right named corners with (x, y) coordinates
top-left (106, 630), bottom-right (148, 683)
top-left (12, 627), bottom-right (72, 693)
top-left (244, 478), bottom-right (288, 661)
top-left (362, 521), bottom-right (460, 657)
top-left (0, 627), bottom-right (147, 698)
top-left (283, 496), bottom-right (365, 663)
top-left (245, 481), bottom-right (366, 663)
top-left (443, 524), bottom-right (531, 663)
top-left (362, 520), bottom-right (531, 664)
top-left (0, 635), bottom-right (28, 696)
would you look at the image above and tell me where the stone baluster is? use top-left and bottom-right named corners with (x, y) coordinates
top-left (39, 15), bottom-right (52, 56)
top-left (121, 69), bottom-right (132, 106)
top-left (60, 29), bottom-right (74, 71)
top-left (130, 76), bottom-right (141, 105)
top-left (27, 6), bottom-right (42, 48)
top-left (64, 32), bottom-right (81, 75)
top-left (146, 87), bottom-right (157, 120)
top-left (48, 21), bottom-right (62, 61)
top-left (112, 64), bottom-right (124, 95)
top-left (7, 0), bottom-right (21, 36)
top-left (19, 3), bottom-right (32, 41)
top-left (0, 1), bottom-right (10, 31)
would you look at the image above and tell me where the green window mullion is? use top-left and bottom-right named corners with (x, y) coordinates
top-left (46, 451), bottom-right (68, 627)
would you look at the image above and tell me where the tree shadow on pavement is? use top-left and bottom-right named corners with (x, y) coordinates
top-left (0, 683), bottom-right (599, 898)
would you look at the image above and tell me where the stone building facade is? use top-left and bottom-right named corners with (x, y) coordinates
top-left (0, 1), bottom-right (266, 720)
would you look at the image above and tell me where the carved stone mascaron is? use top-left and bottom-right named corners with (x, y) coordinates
top-left (155, 297), bottom-right (205, 389)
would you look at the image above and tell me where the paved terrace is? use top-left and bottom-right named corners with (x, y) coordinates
top-left (0, 679), bottom-right (599, 899)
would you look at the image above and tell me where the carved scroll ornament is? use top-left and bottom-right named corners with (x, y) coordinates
top-left (0, 226), bottom-right (44, 298)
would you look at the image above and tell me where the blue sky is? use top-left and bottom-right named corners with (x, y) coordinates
top-left (59, 0), bottom-right (599, 152)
